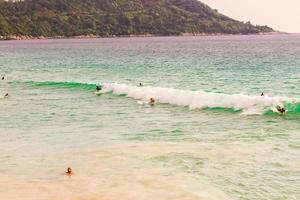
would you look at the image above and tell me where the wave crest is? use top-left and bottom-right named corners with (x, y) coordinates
top-left (102, 83), bottom-right (300, 115)
top-left (27, 81), bottom-right (300, 115)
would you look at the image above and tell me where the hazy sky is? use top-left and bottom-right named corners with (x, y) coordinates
top-left (200, 0), bottom-right (300, 33)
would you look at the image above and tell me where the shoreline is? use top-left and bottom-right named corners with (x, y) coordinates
top-left (0, 31), bottom-right (287, 41)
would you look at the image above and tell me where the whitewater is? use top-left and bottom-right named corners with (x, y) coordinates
top-left (101, 82), bottom-right (300, 115)
top-left (26, 80), bottom-right (300, 115)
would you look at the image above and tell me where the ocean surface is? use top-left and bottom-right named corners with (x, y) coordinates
top-left (0, 35), bottom-right (299, 200)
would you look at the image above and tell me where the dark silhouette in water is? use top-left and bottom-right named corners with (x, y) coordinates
top-left (96, 86), bottom-right (102, 92)
top-left (277, 106), bottom-right (286, 114)
top-left (139, 83), bottom-right (143, 87)
top-left (261, 93), bottom-right (264, 96)
top-left (149, 97), bottom-right (155, 105)
top-left (1, 77), bottom-right (4, 80)
top-left (66, 167), bottom-right (74, 176)
top-left (4, 93), bottom-right (8, 97)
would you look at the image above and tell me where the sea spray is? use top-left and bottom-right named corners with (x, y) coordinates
top-left (102, 83), bottom-right (300, 115)
top-left (26, 81), bottom-right (300, 115)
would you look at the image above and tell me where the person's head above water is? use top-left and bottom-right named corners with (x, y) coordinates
top-left (66, 167), bottom-right (73, 176)
top-left (149, 97), bottom-right (155, 104)
top-left (96, 86), bottom-right (101, 91)
top-left (139, 83), bottom-right (143, 87)
top-left (1, 77), bottom-right (4, 80)
top-left (277, 106), bottom-right (286, 114)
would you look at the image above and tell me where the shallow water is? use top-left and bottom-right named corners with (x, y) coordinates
top-left (0, 35), bottom-right (299, 200)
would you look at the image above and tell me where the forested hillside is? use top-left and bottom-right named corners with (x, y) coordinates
top-left (0, 0), bottom-right (274, 39)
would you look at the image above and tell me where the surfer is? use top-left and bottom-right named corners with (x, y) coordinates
top-left (66, 167), bottom-right (74, 176)
top-left (277, 106), bottom-right (286, 114)
top-left (261, 93), bottom-right (264, 96)
top-left (96, 86), bottom-right (102, 92)
top-left (139, 83), bottom-right (143, 87)
top-left (149, 97), bottom-right (155, 105)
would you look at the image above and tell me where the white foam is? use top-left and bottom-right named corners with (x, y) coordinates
top-left (102, 83), bottom-right (299, 115)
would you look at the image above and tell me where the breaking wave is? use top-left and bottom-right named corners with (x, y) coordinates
top-left (29, 81), bottom-right (300, 115)
top-left (102, 83), bottom-right (300, 115)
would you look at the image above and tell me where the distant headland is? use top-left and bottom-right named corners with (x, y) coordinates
top-left (0, 0), bottom-right (281, 40)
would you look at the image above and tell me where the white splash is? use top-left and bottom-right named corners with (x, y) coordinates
top-left (101, 83), bottom-right (299, 115)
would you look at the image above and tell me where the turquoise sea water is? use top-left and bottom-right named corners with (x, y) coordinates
top-left (0, 35), bottom-right (299, 200)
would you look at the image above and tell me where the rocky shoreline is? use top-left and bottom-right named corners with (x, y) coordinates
top-left (0, 32), bottom-right (287, 41)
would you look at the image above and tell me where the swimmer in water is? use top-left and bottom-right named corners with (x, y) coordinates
top-left (1, 77), bottom-right (4, 80)
top-left (277, 106), bottom-right (286, 114)
top-left (66, 167), bottom-right (74, 176)
top-left (261, 92), bottom-right (264, 96)
top-left (4, 93), bottom-right (8, 97)
top-left (139, 83), bottom-right (143, 87)
top-left (149, 97), bottom-right (155, 105)
top-left (96, 86), bottom-right (102, 92)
